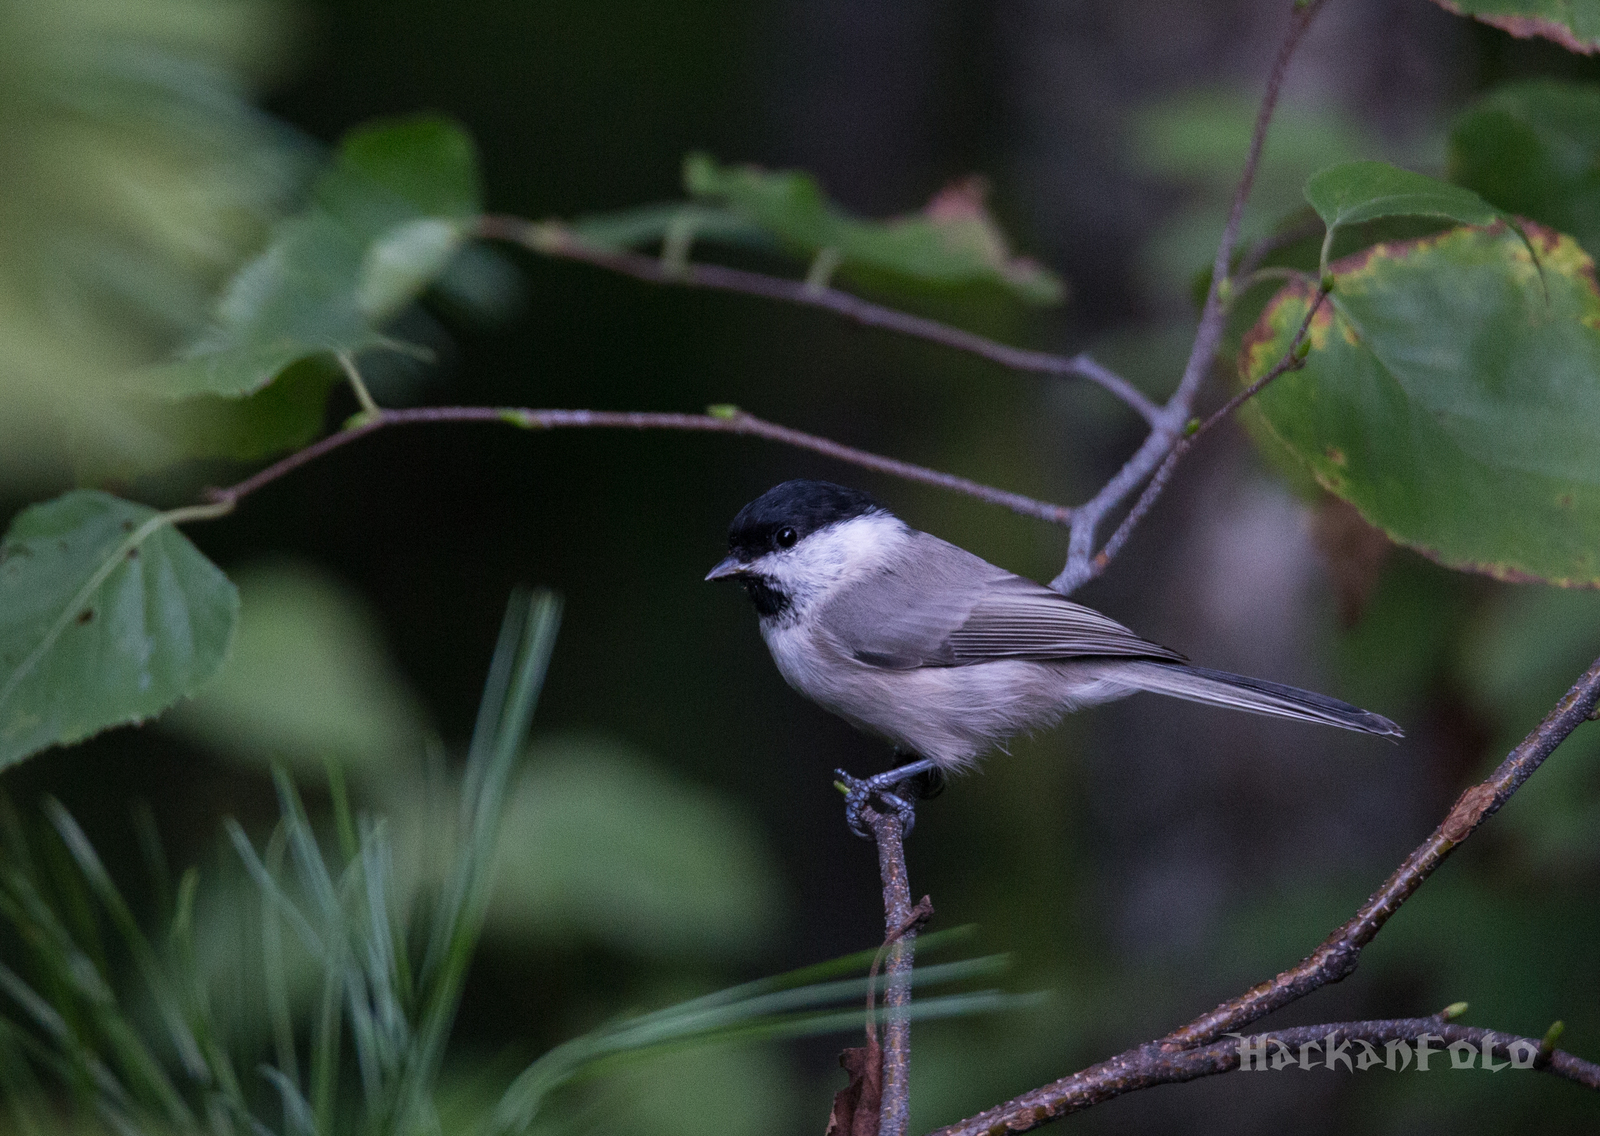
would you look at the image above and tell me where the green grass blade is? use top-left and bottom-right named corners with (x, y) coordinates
top-left (260, 1062), bottom-right (318, 1136)
top-left (226, 819), bottom-right (325, 960)
top-left (43, 799), bottom-right (209, 1081)
top-left (402, 590), bottom-right (561, 1129)
top-left (491, 955), bottom-right (1022, 1133)
top-left (261, 828), bottom-right (300, 1096)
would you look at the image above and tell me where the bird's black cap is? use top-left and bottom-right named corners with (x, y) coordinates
top-left (726, 479), bottom-right (880, 559)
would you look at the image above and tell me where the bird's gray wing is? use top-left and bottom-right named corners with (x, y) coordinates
top-left (821, 532), bottom-right (1184, 669)
top-left (946, 574), bottom-right (1186, 664)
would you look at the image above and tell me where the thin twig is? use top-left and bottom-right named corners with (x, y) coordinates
top-left (926, 653), bottom-right (1600, 1135)
top-left (860, 806), bottom-right (927, 1136)
top-left (336, 352), bottom-right (381, 416)
top-left (927, 1019), bottom-right (1600, 1135)
top-left (474, 215), bottom-right (1163, 426)
top-left (1050, 0), bottom-right (1329, 593)
top-left (1085, 285), bottom-right (1329, 578)
top-left (198, 406), bottom-right (1073, 525)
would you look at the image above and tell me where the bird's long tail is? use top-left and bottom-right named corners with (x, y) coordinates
top-left (1116, 661), bottom-right (1403, 737)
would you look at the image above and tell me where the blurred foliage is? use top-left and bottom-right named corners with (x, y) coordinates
top-left (1128, 92), bottom-right (1397, 299)
top-left (0, 0), bottom-right (306, 485)
top-left (0, 594), bottom-right (1034, 1135)
top-left (1449, 78), bottom-right (1600, 257)
top-left (164, 561), bottom-right (785, 956)
top-left (681, 154), bottom-right (1066, 304)
top-left (164, 561), bottom-right (427, 776)
top-left (135, 115), bottom-right (488, 407)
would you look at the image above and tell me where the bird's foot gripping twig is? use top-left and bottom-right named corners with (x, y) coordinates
top-left (835, 757), bottom-right (943, 839)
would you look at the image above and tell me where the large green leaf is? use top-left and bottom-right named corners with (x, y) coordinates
top-left (1449, 80), bottom-right (1600, 258)
top-left (486, 737), bottom-right (785, 956)
top-left (1426, 0), bottom-right (1600, 53)
top-left (1304, 161), bottom-right (1501, 233)
top-left (0, 491), bottom-right (238, 770)
top-left (1240, 221), bottom-right (1600, 586)
top-left (134, 115), bottom-right (485, 403)
top-left (683, 153), bottom-right (1066, 304)
top-left (163, 560), bottom-right (427, 774)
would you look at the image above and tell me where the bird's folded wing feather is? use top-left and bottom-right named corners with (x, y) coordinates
top-left (821, 533), bottom-right (1184, 669)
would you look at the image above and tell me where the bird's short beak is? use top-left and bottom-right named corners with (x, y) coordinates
top-left (704, 555), bottom-right (747, 582)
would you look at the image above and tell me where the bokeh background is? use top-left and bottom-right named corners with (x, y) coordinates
top-left (2, 0), bottom-right (1598, 1132)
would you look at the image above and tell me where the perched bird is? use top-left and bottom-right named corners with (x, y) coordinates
top-left (706, 479), bottom-right (1401, 829)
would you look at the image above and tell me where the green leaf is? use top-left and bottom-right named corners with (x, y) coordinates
top-left (0, 491), bottom-right (238, 770)
top-left (132, 115), bottom-right (485, 404)
top-left (684, 153), bottom-right (1066, 304)
top-left (1424, 0), bottom-right (1600, 54)
top-left (1241, 221), bottom-right (1600, 586)
top-left (327, 114), bottom-right (481, 223)
top-left (1305, 160), bottom-right (1501, 233)
top-left (1449, 80), bottom-right (1600, 258)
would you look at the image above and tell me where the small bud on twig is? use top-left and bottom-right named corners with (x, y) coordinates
top-left (1537, 1021), bottom-right (1565, 1069)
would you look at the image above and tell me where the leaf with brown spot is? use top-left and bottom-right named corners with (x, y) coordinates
top-left (1242, 221), bottom-right (1600, 587)
top-left (1427, 1), bottom-right (1600, 54)
top-left (0, 491), bottom-right (237, 769)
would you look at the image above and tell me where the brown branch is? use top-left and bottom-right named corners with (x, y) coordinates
top-left (926, 653), bottom-right (1600, 1135)
top-left (1050, 0), bottom-right (1330, 593)
top-left (475, 216), bottom-right (1163, 425)
top-left (928, 1019), bottom-right (1600, 1135)
top-left (1164, 651), bottom-right (1600, 1049)
top-left (862, 806), bottom-right (926, 1136)
top-left (200, 406), bottom-right (1072, 525)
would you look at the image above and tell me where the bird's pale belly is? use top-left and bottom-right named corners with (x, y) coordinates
top-left (760, 619), bottom-right (1137, 769)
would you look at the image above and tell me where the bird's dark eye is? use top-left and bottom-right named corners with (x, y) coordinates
top-left (776, 526), bottom-right (798, 549)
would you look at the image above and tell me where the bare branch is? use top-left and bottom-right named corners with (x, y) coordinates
top-left (858, 805), bottom-right (928, 1136)
top-left (928, 1019), bottom-right (1600, 1135)
top-left (926, 653), bottom-right (1600, 1135)
top-left (1164, 650), bottom-right (1600, 1049)
top-left (201, 405), bottom-right (1072, 525)
top-left (1080, 285), bottom-right (1329, 584)
top-left (1051, 0), bottom-right (1330, 593)
top-left (474, 215), bottom-right (1163, 425)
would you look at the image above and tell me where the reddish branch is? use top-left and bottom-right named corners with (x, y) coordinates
top-left (1087, 284), bottom-right (1331, 576)
top-left (203, 406), bottom-right (1072, 525)
top-left (1049, 0), bottom-right (1330, 593)
top-left (928, 1020), bottom-right (1599, 1134)
top-left (474, 216), bottom-right (1163, 426)
top-left (926, 653), bottom-right (1600, 1135)
top-left (475, 3), bottom-right (1334, 598)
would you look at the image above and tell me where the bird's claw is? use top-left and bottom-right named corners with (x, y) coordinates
top-left (835, 767), bottom-right (917, 839)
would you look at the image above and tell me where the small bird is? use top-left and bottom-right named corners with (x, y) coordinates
top-left (706, 479), bottom-right (1400, 830)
